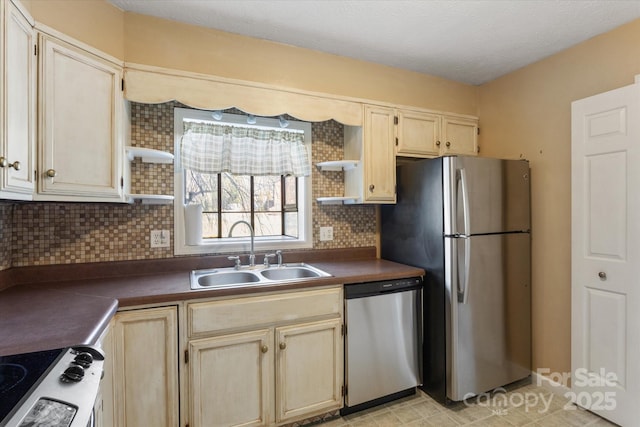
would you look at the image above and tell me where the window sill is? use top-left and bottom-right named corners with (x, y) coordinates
top-left (174, 235), bottom-right (312, 256)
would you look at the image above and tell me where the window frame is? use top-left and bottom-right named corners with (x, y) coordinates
top-left (173, 107), bottom-right (313, 255)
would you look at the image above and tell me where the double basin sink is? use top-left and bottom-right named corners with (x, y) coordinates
top-left (190, 263), bottom-right (332, 290)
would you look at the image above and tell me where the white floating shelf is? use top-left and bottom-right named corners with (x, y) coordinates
top-left (126, 146), bottom-right (174, 164)
top-left (316, 160), bottom-right (359, 171)
top-left (127, 194), bottom-right (175, 205)
top-left (316, 196), bottom-right (361, 205)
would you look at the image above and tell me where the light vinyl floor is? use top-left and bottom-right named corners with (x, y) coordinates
top-left (323, 384), bottom-right (618, 427)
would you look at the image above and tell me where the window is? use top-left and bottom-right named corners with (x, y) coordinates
top-left (174, 108), bottom-right (312, 255)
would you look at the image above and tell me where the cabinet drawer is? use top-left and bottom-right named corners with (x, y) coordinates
top-left (187, 287), bottom-right (342, 337)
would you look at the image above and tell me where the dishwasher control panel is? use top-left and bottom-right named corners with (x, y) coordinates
top-left (344, 277), bottom-right (422, 299)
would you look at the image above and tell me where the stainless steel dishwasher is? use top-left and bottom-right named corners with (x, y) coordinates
top-left (342, 277), bottom-right (422, 415)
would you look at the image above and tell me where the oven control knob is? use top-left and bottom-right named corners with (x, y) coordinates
top-left (73, 352), bottom-right (94, 368)
top-left (62, 365), bottom-right (85, 382)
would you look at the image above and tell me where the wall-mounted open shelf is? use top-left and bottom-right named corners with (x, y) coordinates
top-left (315, 160), bottom-right (359, 171)
top-left (316, 196), bottom-right (361, 205)
top-left (126, 194), bottom-right (175, 205)
top-left (126, 146), bottom-right (174, 164)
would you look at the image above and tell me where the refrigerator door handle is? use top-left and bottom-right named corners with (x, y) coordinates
top-left (457, 237), bottom-right (471, 304)
top-left (459, 168), bottom-right (471, 236)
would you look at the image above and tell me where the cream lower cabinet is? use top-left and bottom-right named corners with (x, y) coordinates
top-left (109, 306), bottom-right (180, 427)
top-left (186, 286), bottom-right (343, 427)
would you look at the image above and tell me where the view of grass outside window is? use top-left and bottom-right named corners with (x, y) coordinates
top-left (174, 108), bottom-right (312, 255)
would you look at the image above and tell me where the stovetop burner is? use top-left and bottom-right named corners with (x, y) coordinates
top-left (0, 348), bottom-right (66, 424)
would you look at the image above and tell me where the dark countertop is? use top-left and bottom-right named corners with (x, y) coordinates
top-left (0, 248), bottom-right (424, 356)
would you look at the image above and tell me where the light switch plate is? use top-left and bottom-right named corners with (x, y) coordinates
top-left (319, 226), bottom-right (333, 241)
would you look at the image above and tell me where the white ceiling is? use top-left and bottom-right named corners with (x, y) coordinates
top-left (108, 0), bottom-right (640, 86)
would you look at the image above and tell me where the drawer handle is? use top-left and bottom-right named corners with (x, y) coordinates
top-left (261, 345), bottom-right (268, 354)
top-left (598, 271), bottom-right (607, 280)
top-left (369, 184), bottom-right (375, 193)
top-left (436, 140), bottom-right (441, 146)
top-left (279, 342), bottom-right (287, 350)
top-left (446, 141), bottom-right (451, 148)
top-left (46, 169), bottom-right (57, 178)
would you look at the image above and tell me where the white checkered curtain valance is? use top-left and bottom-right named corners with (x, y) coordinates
top-left (180, 122), bottom-right (311, 177)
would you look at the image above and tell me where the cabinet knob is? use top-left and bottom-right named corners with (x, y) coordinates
top-left (435, 141), bottom-right (441, 146)
top-left (279, 342), bottom-right (287, 350)
top-left (446, 141), bottom-right (451, 148)
top-left (368, 184), bottom-right (375, 193)
top-left (46, 169), bottom-right (57, 178)
top-left (261, 345), bottom-right (268, 354)
top-left (0, 157), bottom-right (20, 170)
top-left (598, 271), bottom-right (607, 280)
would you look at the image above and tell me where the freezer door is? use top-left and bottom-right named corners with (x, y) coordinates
top-left (443, 156), bottom-right (530, 235)
top-left (445, 233), bottom-right (531, 401)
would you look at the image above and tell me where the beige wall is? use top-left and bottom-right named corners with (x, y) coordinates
top-left (24, 0), bottom-right (125, 59)
top-left (478, 18), bottom-right (640, 376)
top-left (122, 13), bottom-right (478, 115)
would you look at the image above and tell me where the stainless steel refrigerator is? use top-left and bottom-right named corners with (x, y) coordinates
top-left (381, 155), bottom-right (531, 403)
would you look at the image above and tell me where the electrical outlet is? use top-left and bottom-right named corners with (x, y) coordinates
top-left (319, 226), bottom-right (333, 241)
top-left (150, 230), bottom-right (170, 248)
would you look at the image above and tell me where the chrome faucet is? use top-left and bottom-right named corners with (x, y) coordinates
top-left (228, 220), bottom-right (255, 267)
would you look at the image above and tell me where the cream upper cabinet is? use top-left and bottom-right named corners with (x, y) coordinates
top-left (396, 110), bottom-right (441, 157)
top-left (110, 306), bottom-right (179, 427)
top-left (441, 115), bottom-right (478, 156)
top-left (396, 110), bottom-right (478, 158)
top-left (185, 286), bottom-right (343, 427)
top-left (343, 105), bottom-right (396, 204)
top-left (36, 31), bottom-right (124, 201)
top-left (0, 0), bottom-right (35, 200)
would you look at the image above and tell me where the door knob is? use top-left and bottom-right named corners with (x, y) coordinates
top-left (598, 271), bottom-right (607, 280)
top-left (261, 345), bottom-right (268, 354)
top-left (46, 169), bottom-right (57, 178)
top-left (0, 157), bottom-right (20, 170)
top-left (446, 141), bottom-right (451, 147)
top-left (369, 184), bottom-right (375, 193)
top-left (436, 141), bottom-right (441, 146)
top-left (279, 342), bottom-right (287, 350)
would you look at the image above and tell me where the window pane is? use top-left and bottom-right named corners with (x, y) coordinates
top-left (221, 173), bottom-right (251, 212)
top-left (254, 213), bottom-right (282, 237)
top-left (202, 212), bottom-right (219, 238)
top-left (254, 175), bottom-right (281, 212)
top-left (185, 171), bottom-right (218, 211)
top-left (284, 175), bottom-right (297, 209)
top-left (222, 212), bottom-right (252, 237)
top-left (284, 212), bottom-right (298, 238)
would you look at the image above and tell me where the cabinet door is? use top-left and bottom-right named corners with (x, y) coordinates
top-left (441, 116), bottom-right (478, 156)
top-left (37, 33), bottom-right (123, 201)
top-left (95, 321), bottom-right (114, 427)
top-left (112, 307), bottom-right (179, 427)
top-left (0, 1), bottom-right (35, 199)
top-left (363, 105), bottom-right (396, 203)
top-left (396, 110), bottom-right (440, 157)
top-left (275, 318), bottom-right (343, 423)
top-left (189, 329), bottom-right (273, 427)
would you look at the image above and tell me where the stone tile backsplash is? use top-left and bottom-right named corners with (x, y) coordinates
top-left (0, 103), bottom-right (376, 268)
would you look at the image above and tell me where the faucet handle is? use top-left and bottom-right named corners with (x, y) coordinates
top-left (263, 253), bottom-right (276, 268)
top-left (227, 255), bottom-right (241, 270)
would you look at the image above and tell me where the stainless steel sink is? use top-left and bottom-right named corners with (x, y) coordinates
top-left (190, 263), bottom-right (331, 290)
top-left (196, 271), bottom-right (261, 288)
top-left (259, 264), bottom-right (330, 281)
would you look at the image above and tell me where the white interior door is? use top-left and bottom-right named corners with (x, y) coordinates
top-left (571, 80), bottom-right (640, 426)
